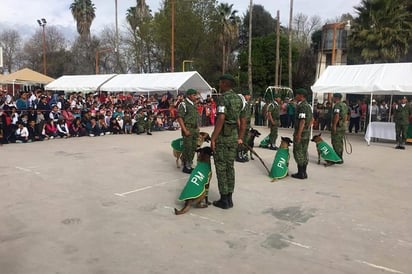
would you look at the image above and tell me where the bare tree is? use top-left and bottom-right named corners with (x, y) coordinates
top-left (293, 13), bottom-right (321, 49)
top-left (0, 29), bottom-right (22, 73)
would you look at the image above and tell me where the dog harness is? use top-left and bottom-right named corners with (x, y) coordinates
top-left (317, 141), bottom-right (342, 162)
top-left (178, 162), bottom-right (212, 201)
top-left (269, 148), bottom-right (289, 179)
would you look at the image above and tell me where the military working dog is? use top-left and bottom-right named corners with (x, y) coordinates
top-left (311, 133), bottom-right (342, 166)
top-left (174, 147), bottom-right (213, 215)
top-left (269, 136), bottom-right (293, 182)
top-left (171, 132), bottom-right (211, 168)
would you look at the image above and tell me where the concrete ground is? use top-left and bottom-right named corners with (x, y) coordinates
top-left (0, 125), bottom-right (411, 274)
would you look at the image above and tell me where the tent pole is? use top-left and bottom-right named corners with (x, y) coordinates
top-left (310, 92), bottom-right (316, 139)
top-left (388, 95), bottom-right (393, 122)
top-left (367, 93), bottom-right (373, 145)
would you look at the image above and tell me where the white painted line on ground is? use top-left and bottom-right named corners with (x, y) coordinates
top-left (163, 206), bottom-right (225, 224)
top-left (281, 239), bottom-right (311, 249)
top-left (115, 177), bottom-right (186, 197)
top-left (355, 260), bottom-right (404, 273)
top-left (15, 166), bottom-right (41, 175)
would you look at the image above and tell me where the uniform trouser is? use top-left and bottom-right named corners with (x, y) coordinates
top-left (332, 130), bottom-right (345, 158)
top-left (182, 128), bottom-right (199, 166)
top-left (293, 137), bottom-right (309, 165)
top-left (269, 124), bottom-right (278, 146)
top-left (395, 123), bottom-right (408, 145)
top-left (214, 142), bottom-right (237, 195)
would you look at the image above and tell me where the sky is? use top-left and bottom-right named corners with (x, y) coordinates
top-left (0, 0), bottom-right (361, 40)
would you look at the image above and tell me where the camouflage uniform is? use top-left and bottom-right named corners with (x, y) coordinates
top-left (293, 101), bottom-right (312, 166)
top-left (267, 100), bottom-right (280, 148)
top-left (393, 100), bottom-right (412, 148)
top-left (135, 111), bottom-right (152, 134)
top-left (236, 93), bottom-right (250, 162)
top-left (331, 101), bottom-right (348, 159)
top-left (215, 89), bottom-right (244, 195)
top-left (177, 97), bottom-right (199, 169)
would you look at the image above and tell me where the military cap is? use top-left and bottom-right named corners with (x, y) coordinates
top-left (186, 88), bottom-right (197, 96)
top-left (242, 90), bottom-right (251, 96)
top-left (219, 74), bottom-right (235, 83)
top-left (294, 88), bottom-right (308, 96)
top-left (333, 93), bottom-right (342, 98)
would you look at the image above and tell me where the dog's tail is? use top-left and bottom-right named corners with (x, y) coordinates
top-left (174, 207), bottom-right (189, 215)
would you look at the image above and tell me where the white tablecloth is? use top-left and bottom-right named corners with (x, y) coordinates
top-left (364, 122), bottom-right (396, 145)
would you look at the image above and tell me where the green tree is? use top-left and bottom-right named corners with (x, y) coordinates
top-left (70, 0), bottom-right (96, 40)
top-left (350, 0), bottom-right (412, 63)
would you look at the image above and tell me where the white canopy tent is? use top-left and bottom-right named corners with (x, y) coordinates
top-left (311, 63), bottom-right (412, 145)
top-left (99, 71), bottom-right (212, 99)
top-left (45, 74), bottom-right (117, 92)
top-left (311, 63), bottom-right (412, 95)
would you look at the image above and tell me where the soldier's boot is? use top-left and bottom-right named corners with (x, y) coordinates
top-left (302, 164), bottom-right (308, 179)
top-left (291, 165), bottom-right (307, 179)
top-left (227, 192), bottom-right (234, 208)
top-left (213, 194), bottom-right (230, 209)
top-left (337, 153), bottom-right (344, 164)
top-left (182, 162), bottom-right (192, 174)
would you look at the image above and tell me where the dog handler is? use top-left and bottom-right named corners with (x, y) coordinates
top-left (267, 94), bottom-right (281, 150)
top-left (177, 88), bottom-right (200, 174)
top-left (292, 88), bottom-right (312, 179)
top-left (331, 93), bottom-right (348, 163)
top-left (211, 74), bottom-right (246, 209)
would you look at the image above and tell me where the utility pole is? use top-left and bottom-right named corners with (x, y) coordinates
top-left (248, 0), bottom-right (253, 95)
top-left (288, 0), bottom-right (293, 88)
top-left (37, 18), bottom-right (47, 75)
top-left (275, 10), bottom-right (280, 86)
top-left (171, 0), bottom-right (175, 72)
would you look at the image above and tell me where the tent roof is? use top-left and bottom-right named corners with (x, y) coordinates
top-left (311, 63), bottom-right (412, 95)
top-left (45, 74), bottom-right (117, 92)
top-left (0, 68), bottom-right (54, 84)
top-left (99, 71), bottom-right (212, 93)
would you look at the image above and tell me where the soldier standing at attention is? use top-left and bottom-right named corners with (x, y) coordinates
top-left (177, 89), bottom-right (200, 174)
top-left (331, 93), bottom-right (348, 163)
top-left (393, 96), bottom-right (412, 150)
top-left (236, 89), bottom-right (251, 162)
top-left (267, 95), bottom-right (281, 150)
top-left (292, 88), bottom-right (313, 179)
top-left (211, 74), bottom-right (246, 209)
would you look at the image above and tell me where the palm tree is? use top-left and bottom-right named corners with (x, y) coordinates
top-left (217, 3), bottom-right (240, 74)
top-left (126, 0), bottom-right (151, 72)
top-left (350, 0), bottom-right (412, 63)
top-left (70, 0), bottom-right (96, 40)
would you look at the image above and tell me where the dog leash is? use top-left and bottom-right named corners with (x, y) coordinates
top-left (243, 143), bottom-right (270, 175)
top-left (343, 135), bottom-right (353, 154)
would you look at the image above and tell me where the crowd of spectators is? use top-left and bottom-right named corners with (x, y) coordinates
top-left (0, 88), bottom-right (217, 145)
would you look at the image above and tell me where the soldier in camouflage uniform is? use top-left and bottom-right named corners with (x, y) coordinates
top-left (331, 93), bottom-right (348, 162)
top-left (177, 88), bottom-right (200, 174)
top-left (267, 95), bottom-right (281, 150)
top-left (393, 96), bottom-right (412, 149)
top-left (134, 107), bottom-right (152, 135)
top-left (292, 88), bottom-right (313, 179)
top-left (236, 90), bottom-right (251, 162)
top-left (211, 74), bottom-right (246, 209)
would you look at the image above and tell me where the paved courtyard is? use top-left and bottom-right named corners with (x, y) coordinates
top-left (0, 126), bottom-right (411, 274)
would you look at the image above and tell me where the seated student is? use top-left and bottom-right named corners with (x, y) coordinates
top-left (123, 111), bottom-right (133, 134)
top-left (56, 119), bottom-right (71, 138)
top-left (15, 121), bottom-right (29, 143)
top-left (98, 115), bottom-right (110, 135)
top-left (109, 117), bottom-right (122, 134)
top-left (27, 120), bottom-right (44, 141)
top-left (45, 119), bottom-right (58, 139)
top-left (86, 117), bottom-right (102, 136)
top-left (69, 117), bottom-right (85, 137)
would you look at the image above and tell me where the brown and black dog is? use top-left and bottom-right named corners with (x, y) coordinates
top-left (174, 147), bottom-right (213, 215)
top-left (311, 133), bottom-right (342, 166)
top-left (172, 132), bottom-right (211, 168)
top-left (247, 128), bottom-right (261, 160)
